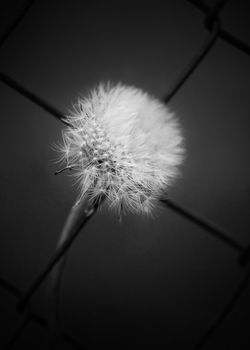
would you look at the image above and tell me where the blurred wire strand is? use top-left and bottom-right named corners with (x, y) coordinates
top-left (161, 199), bottom-right (244, 254)
top-left (0, 0), bottom-right (35, 48)
top-left (0, 0), bottom-right (250, 349)
top-left (194, 267), bottom-right (250, 349)
top-left (0, 277), bottom-right (85, 349)
top-left (187, 0), bottom-right (250, 56)
top-left (0, 72), bottom-right (68, 126)
top-left (164, 12), bottom-right (220, 102)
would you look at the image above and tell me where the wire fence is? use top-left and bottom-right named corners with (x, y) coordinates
top-left (0, 0), bottom-right (250, 349)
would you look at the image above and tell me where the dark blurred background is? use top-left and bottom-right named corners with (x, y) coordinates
top-left (0, 0), bottom-right (250, 349)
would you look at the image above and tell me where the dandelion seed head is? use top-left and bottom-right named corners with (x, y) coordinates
top-left (58, 83), bottom-right (185, 215)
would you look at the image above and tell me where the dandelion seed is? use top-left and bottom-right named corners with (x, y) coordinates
top-left (57, 83), bottom-right (185, 215)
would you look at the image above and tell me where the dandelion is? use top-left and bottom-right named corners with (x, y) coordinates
top-left (58, 83), bottom-right (185, 215)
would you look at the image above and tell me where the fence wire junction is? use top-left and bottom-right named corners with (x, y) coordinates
top-left (0, 0), bottom-right (250, 349)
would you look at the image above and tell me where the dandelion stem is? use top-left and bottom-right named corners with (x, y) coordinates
top-left (17, 197), bottom-right (103, 313)
top-left (45, 196), bottom-right (92, 347)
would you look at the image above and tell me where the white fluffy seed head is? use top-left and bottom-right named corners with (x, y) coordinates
top-left (58, 83), bottom-right (185, 215)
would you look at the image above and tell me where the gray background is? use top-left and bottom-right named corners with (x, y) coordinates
top-left (0, 0), bottom-right (250, 349)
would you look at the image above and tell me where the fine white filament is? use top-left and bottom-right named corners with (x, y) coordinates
top-left (58, 83), bottom-right (185, 215)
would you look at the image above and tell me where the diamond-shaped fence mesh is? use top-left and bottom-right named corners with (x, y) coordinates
top-left (0, 0), bottom-right (250, 349)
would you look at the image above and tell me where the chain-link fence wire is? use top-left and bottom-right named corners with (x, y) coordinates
top-left (0, 0), bottom-right (250, 349)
